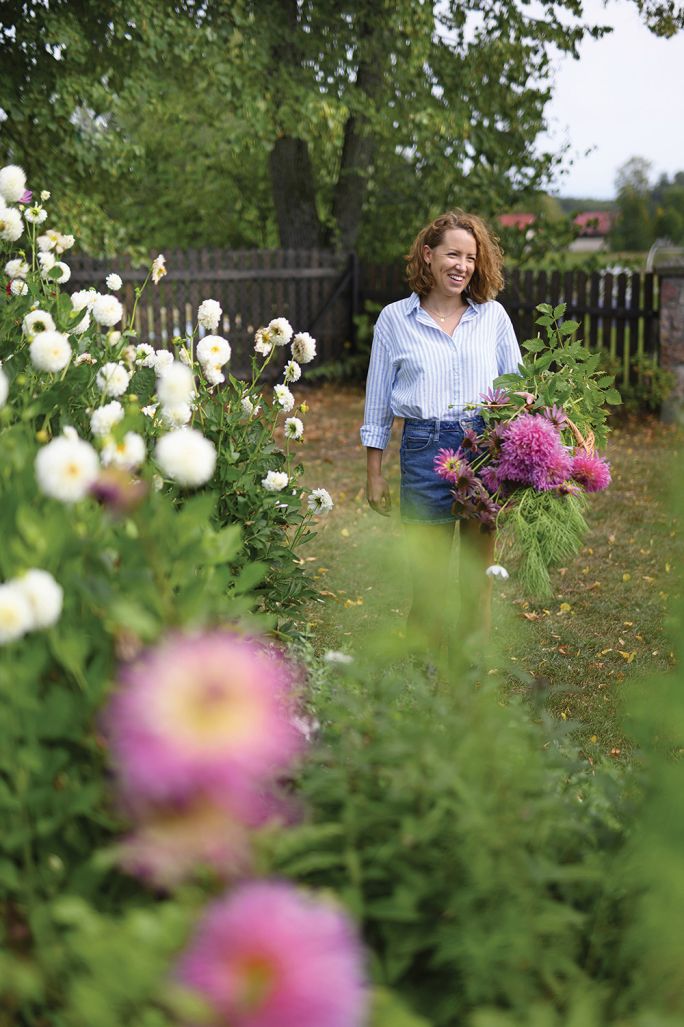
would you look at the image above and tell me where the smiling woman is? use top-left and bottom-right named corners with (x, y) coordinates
top-left (361, 210), bottom-right (522, 658)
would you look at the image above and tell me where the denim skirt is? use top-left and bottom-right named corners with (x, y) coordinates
top-left (400, 414), bottom-right (485, 524)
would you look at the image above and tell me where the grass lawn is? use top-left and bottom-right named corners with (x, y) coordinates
top-left (295, 384), bottom-right (683, 756)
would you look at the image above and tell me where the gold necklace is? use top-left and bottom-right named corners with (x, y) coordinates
top-left (422, 302), bottom-right (465, 324)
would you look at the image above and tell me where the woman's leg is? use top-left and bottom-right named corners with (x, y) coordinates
top-left (403, 521), bottom-right (457, 655)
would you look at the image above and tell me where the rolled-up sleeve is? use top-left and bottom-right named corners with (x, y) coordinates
top-left (360, 318), bottom-right (395, 449)
top-left (496, 305), bottom-right (523, 375)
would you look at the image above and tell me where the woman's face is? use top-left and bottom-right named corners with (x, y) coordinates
top-left (423, 227), bottom-right (477, 300)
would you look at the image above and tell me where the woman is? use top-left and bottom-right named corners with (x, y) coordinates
top-left (361, 210), bottom-right (521, 654)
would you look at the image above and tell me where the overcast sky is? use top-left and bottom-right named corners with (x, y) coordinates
top-left (541, 0), bottom-right (684, 199)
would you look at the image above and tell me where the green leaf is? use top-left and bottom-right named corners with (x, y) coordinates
top-left (523, 338), bottom-right (546, 353)
top-left (605, 388), bottom-right (622, 405)
top-left (559, 319), bottom-right (580, 335)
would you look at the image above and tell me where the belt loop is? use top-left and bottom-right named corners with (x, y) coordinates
top-left (434, 416), bottom-right (441, 444)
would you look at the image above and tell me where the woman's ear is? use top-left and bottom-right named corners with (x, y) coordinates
top-left (422, 244), bottom-right (432, 267)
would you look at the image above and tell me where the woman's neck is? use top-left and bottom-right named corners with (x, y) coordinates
top-left (422, 290), bottom-right (468, 315)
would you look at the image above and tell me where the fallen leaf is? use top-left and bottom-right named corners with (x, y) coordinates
top-left (558, 602), bottom-right (572, 614)
top-left (618, 650), bottom-right (637, 663)
top-left (622, 572), bottom-right (631, 582)
top-left (340, 528), bottom-right (350, 538)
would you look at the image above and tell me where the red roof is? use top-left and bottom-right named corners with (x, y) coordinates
top-left (573, 211), bottom-right (615, 237)
top-left (497, 213), bottom-right (536, 230)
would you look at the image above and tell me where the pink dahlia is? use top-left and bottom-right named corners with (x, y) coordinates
top-left (496, 414), bottom-right (571, 491)
top-left (459, 427), bottom-right (481, 455)
top-left (105, 633), bottom-right (303, 810)
top-left (571, 452), bottom-right (611, 493)
top-left (177, 881), bottom-right (367, 1027)
top-left (434, 448), bottom-right (463, 481)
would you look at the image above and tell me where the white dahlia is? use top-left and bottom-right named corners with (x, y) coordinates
top-left (157, 362), bottom-right (196, 407)
top-left (273, 384), bottom-right (295, 412)
top-left (102, 431), bottom-right (146, 471)
top-left (10, 279), bottom-right (28, 296)
top-left (0, 165), bottom-right (27, 203)
top-left (53, 262), bottom-right (71, 284)
top-left (90, 400), bottom-right (124, 437)
top-left (152, 349), bottom-right (174, 375)
top-left (15, 569), bottom-right (63, 629)
top-left (307, 487), bottom-right (334, 514)
top-left (284, 416), bottom-right (304, 440)
top-left (96, 362), bottom-right (130, 397)
top-left (0, 582), bottom-right (34, 644)
top-left (56, 233), bottom-right (75, 253)
top-left (262, 470), bottom-right (289, 492)
top-left (71, 310), bottom-right (91, 335)
top-left (197, 334), bottom-right (231, 367)
top-left (37, 230), bottom-right (59, 252)
top-left (134, 343), bottom-right (156, 367)
top-left (283, 359), bottom-right (301, 383)
top-left (30, 331), bottom-right (72, 373)
top-left (35, 433), bottom-right (99, 503)
top-left (25, 205), bottom-right (47, 225)
top-left (268, 317), bottom-right (293, 347)
top-left (106, 272), bottom-right (123, 291)
top-left (5, 258), bottom-right (29, 278)
top-left (38, 252), bottom-right (56, 274)
top-left (0, 365), bottom-right (8, 408)
top-left (71, 289), bottom-right (97, 312)
top-left (254, 328), bottom-right (273, 356)
top-left (161, 402), bottom-right (192, 427)
top-left (23, 310), bottom-right (56, 337)
top-left (197, 298), bottom-right (222, 331)
top-left (203, 364), bottom-right (225, 387)
top-left (151, 254), bottom-right (166, 283)
top-left (92, 293), bottom-right (123, 327)
top-left (155, 428), bottom-right (216, 487)
top-left (291, 331), bottom-right (317, 364)
top-left (0, 207), bottom-right (23, 243)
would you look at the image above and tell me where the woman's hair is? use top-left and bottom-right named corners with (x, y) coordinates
top-left (405, 210), bottom-right (504, 303)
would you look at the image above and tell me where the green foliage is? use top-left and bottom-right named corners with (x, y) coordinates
top-left (495, 302), bottom-right (620, 449)
top-left (271, 634), bottom-right (633, 1027)
top-left (0, 189), bottom-right (332, 1023)
top-left (1, 1), bottom-right (656, 258)
top-left (604, 353), bottom-right (676, 414)
top-left (504, 489), bottom-right (588, 598)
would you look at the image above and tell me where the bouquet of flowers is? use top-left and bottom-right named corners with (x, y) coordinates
top-left (435, 302), bottom-right (619, 597)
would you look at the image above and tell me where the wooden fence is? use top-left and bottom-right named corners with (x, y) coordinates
top-left (70, 250), bottom-right (659, 383)
top-left (361, 263), bottom-right (660, 383)
top-left (69, 249), bottom-right (357, 376)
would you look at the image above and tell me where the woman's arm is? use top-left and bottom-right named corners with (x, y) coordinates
top-left (366, 446), bottom-right (391, 516)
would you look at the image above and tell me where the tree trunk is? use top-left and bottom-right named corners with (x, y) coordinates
top-left (331, 22), bottom-right (385, 252)
top-left (269, 136), bottom-right (325, 248)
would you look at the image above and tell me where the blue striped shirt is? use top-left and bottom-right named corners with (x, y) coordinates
top-left (361, 292), bottom-right (522, 449)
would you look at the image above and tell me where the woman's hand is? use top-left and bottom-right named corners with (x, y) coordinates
top-left (367, 472), bottom-right (391, 517)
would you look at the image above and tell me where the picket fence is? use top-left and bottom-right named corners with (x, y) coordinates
top-left (70, 250), bottom-right (659, 382)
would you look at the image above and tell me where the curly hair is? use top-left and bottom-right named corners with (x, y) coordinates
top-left (405, 210), bottom-right (504, 303)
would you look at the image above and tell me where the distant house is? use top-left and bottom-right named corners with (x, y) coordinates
top-left (497, 213), bottom-right (536, 232)
top-left (497, 209), bottom-right (617, 252)
top-left (569, 211), bottom-right (616, 252)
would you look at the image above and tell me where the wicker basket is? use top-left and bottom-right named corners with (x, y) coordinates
top-left (565, 416), bottom-right (595, 455)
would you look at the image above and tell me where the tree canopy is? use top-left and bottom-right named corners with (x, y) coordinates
top-left (2, 0), bottom-right (683, 258)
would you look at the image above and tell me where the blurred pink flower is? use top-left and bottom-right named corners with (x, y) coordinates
top-left (105, 633), bottom-right (303, 810)
top-left (20, 189), bottom-right (32, 204)
top-left (119, 793), bottom-right (254, 888)
top-left (571, 452), bottom-right (611, 492)
top-left (177, 881), bottom-right (367, 1027)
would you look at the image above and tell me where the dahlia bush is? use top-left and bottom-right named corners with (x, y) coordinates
top-left (435, 303), bottom-right (618, 596)
top-left (0, 167), bottom-right (370, 1027)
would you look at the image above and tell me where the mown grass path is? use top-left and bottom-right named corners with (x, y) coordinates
top-left (296, 384), bottom-right (683, 755)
